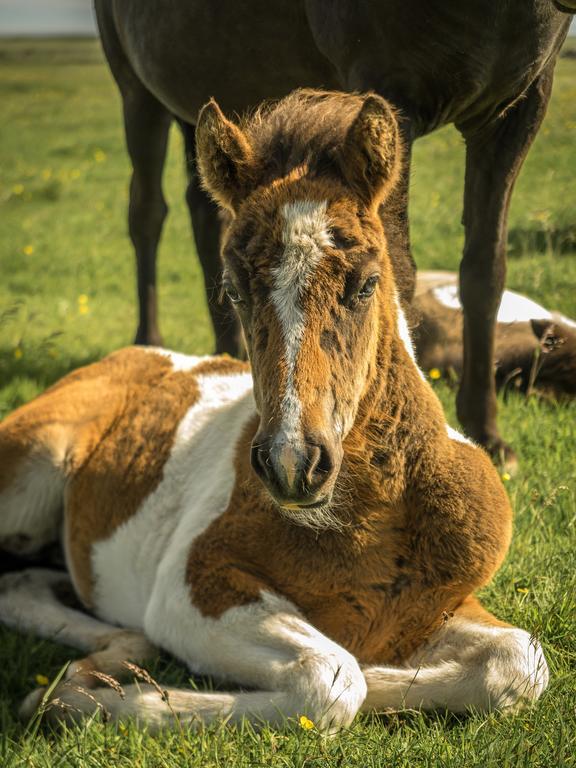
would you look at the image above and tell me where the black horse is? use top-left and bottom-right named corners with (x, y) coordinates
top-left (94, 0), bottom-right (573, 463)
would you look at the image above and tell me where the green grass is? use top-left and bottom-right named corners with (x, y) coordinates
top-left (1, 37), bottom-right (575, 768)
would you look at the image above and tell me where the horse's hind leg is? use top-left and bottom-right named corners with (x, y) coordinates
top-left (0, 428), bottom-right (65, 559)
top-left (456, 63), bottom-right (555, 466)
top-left (124, 92), bottom-right (172, 347)
top-left (0, 567), bottom-right (155, 721)
top-left (96, 3), bottom-right (171, 347)
top-left (181, 122), bottom-right (243, 356)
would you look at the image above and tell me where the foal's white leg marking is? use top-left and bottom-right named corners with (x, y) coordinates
top-left (55, 591), bottom-right (367, 732)
top-left (271, 200), bottom-right (333, 441)
top-left (362, 615), bottom-right (548, 713)
top-left (91, 370), bottom-right (255, 628)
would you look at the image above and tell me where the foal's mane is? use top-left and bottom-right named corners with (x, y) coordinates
top-left (240, 89), bottom-right (368, 184)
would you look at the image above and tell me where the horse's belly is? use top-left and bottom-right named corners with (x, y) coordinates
top-left (116, 0), bottom-right (337, 120)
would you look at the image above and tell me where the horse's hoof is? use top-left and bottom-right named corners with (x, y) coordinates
top-left (486, 439), bottom-right (518, 477)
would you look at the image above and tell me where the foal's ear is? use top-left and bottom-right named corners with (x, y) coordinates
top-left (196, 99), bottom-right (254, 212)
top-left (340, 95), bottom-right (400, 206)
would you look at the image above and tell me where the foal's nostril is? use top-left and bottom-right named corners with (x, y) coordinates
top-left (251, 444), bottom-right (272, 482)
top-left (305, 443), bottom-right (334, 488)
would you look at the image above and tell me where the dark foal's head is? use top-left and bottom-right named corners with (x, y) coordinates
top-left (196, 91), bottom-right (402, 524)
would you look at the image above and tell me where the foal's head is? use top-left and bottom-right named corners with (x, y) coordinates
top-left (196, 91), bottom-right (402, 523)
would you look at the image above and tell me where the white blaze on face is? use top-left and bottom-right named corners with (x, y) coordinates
top-left (270, 200), bottom-right (333, 442)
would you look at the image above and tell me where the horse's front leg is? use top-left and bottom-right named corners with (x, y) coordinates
top-left (456, 64), bottom-right (555, 467)
top-left (362, 597), bottom-right (548, 715)
top-left (39, 591), bottom-right (367, 734)
top-left (181, 122), bottom-right (243, 357)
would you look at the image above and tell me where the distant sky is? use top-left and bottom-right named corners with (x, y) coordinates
top-left (0, 0), bottom-right (97, 36)
top-left (0, 0), bottom-right (574, 37)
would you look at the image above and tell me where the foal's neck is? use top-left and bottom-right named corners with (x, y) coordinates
top-left (341, 309), bottom-right (445, 502)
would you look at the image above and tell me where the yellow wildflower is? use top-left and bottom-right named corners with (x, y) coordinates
top-left (429, 368), bottom-right (441, 381)
top-left (14, 347), bottom-right (23, 360)
top-left (12, 183), bottom-right (24, 195)
top-left (299, 715), bottom-right (315, 730)
top-left (35, 674), bottom-right (49, 686)
top-left (501, 472), bottom-right (511, 482)
top-left (94, 149), bottom-right (107, 163)
top-left (78, 294), bottom-right (89, 305)
top-left (516, 587), bottom-right (529, 594)
top-left (41, 169), bottom-right (52, 181)
top-left (23, 244), bottom-right (34, 256)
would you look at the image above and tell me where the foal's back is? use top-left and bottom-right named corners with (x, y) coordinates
top-left (0, 349), bottom-right (254, 613)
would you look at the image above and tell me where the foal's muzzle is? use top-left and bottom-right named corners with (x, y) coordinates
top-left (251, 431), bottom-right (339, 507)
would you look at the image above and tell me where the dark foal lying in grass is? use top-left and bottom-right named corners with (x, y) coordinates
top-left (413, 271), bottom-right (576, 400)
top-left (0, 91), bottom-right (547, 734)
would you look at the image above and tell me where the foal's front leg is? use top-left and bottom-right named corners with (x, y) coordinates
top-left (362, 599), bottom-right (548, 715)
top-left (46, 592), bottom-right (367, 733)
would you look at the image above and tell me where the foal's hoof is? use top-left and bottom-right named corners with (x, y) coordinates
top-left (19, 687), bottom-right (47, 722)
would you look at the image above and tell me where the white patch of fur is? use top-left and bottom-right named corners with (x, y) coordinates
top-left (395, 294), bottom-right (426, 382)
top-left (91, 370), bottom-right (255, 628)
top-left (553, 312), bottom-right (576, 330)
top-left (144, 348), bottom-right (211, 372)
top-left (271, 200), bottom-right (332, 440)
top-left (446, 425), bottom-right (473, 446)
top-left (433, 283), bottom-right (561, 327)
top-left (432, 284), bottom-right (464, 313)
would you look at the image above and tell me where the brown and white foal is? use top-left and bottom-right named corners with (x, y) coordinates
top-left (0, 91), bottom-right (547, 732)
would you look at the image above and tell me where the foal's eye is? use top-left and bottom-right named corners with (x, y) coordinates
top-left (358, 275), bottom-right (379, 299)
top-left (224, 284), bottom-right (244, 305)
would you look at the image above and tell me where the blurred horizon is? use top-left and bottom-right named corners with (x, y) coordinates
top-left (0, 0), bottom-right (574, 37)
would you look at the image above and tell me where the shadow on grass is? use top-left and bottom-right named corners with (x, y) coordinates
top-left (0, 348), bottom-right (101, 416)
top-left (508, 224), bottom-right (576, 257)
top-left (364, 708), bottom-right (468, 734)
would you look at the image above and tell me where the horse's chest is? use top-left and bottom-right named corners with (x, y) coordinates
top-left (255, 531), bottom-right (415, 663)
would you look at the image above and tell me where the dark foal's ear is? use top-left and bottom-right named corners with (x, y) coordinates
top-left (530, 319), bottom-right (569, 353)
top-left (196, 99), bottom-right (254, 212)
top-left (530, 319), bottom-right (557, 343)
top-left (339, 94), bottom-right (401, 207)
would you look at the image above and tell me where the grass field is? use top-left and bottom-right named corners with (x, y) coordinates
top-left (0, 37), bottom-right (575, 767)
